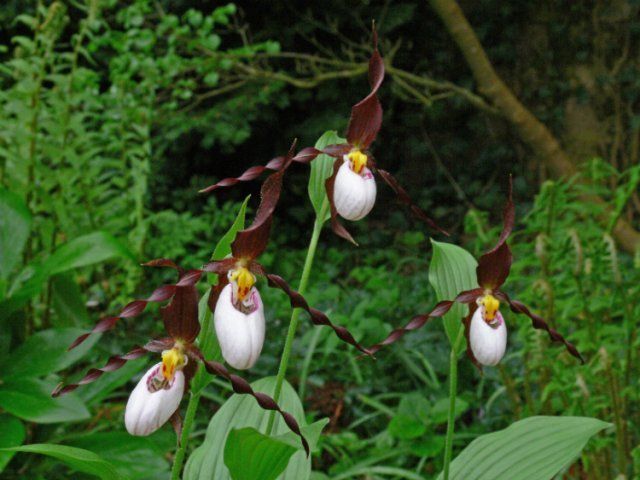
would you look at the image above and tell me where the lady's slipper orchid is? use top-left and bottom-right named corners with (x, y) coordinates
top-left (125, 361), bottom-right (186, 436)
top-left (53, 267), bottom-right (310, 454)
top-left (214, 281), bottom-right (265, 369)
top-left (203, 146), bottom-right (372, 367)
top-left (367, 177), bottom-right (584, 369)
top-left (198, 28), bottom-right (447, 245)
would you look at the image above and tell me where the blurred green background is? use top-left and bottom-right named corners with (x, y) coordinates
top-left (0, 1), bottom-right (639, 478)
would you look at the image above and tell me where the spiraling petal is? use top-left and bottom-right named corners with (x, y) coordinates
top-left (214, 284), bottom-right (265, 370)
top-left (333, 159), bottom-right (377, 221)
top-left (469, 308), bottom-right (507, 366)
top-left (125, 363), bottom-right (185, 436)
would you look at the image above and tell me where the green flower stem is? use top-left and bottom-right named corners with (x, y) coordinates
top-left (170, 305), bottom-right (213, 480)
top-left (442, 327), bottom-right (465, 480)
top-left (170, 389), bottom-right (201, 480)
top-left (265, 204), bottom-right (327, 436)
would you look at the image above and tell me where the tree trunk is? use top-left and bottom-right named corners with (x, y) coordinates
top-left (429, 0), bottom-right (640, 254)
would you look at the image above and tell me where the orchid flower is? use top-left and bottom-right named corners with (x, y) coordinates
top-left (203, 143), bottom-right (372, 368)
top-left (198, 28), bottom-right (447, 245)
top-left (367, 177), bottom-right (584, 369)
top-left (52, 266), bottom-right (309, 454)
top-left (65, 144), bottom-right (369, 375)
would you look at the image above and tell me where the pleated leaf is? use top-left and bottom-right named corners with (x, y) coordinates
top-left (184, 377), bottom-right (310, 480)
top-left (224, 428), bottom-right (296, 480)
top-left (437, 416), bottom-right (610, 480)
top-left (308, 131), bottom-right (345, 222)
top-left (428, 240), bottom-right (477, 351)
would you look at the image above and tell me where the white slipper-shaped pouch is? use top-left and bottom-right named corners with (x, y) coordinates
top-left (469, 308), bottom-right (507, 366)
top-left (214, 283), bottom-right (265, 370)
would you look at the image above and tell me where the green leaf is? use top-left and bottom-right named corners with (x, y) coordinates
top-left (68, 432), bottom-right (170, 479)
top-left (50, 274), bottom-right (90, 327)
top-left (428, 240), bottom-right (478, 351)
top-left (0, 189), bottom-right (32, 282)
top-left (1, 328), bottom-right (99, 380)
top-left (211, 195), bottom-right (250, 261)
top-left (275, 418), bottom-right (329, 453)
top-left (44, 231), bottom-right (135, 275)
top-left (437, 416), bottom-right (611, 480)
top-left (224, 428), bottom-right (297, 480)
top-left (0, 378), bottom-right (90, 423)
top-left (184, 377), bottom-right (311, 480)
top-left (1, 444), bottom-right (121, 479)
top-left (388, 393), bottom-right (430, 440)
top-left (0, 415), bottom-right (25, 473)
top-left (308, 131), bottom-right (345, 222)
top-left (430, 397), bottom-right (469, 425)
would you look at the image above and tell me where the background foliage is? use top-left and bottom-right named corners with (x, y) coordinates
top-left (0, 1), bottom-right (638, 478)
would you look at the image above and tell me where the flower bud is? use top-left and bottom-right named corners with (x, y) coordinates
top-left (125, 363), bottom-right (185, 436)
top-left (214, 283), bottom-right (265, 370)
top-left (469, 307), bottom-right (507, 366)
top-left (333, 157), bottom-right (377, 221)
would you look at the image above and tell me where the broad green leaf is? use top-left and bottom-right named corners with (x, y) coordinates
top-left (430, 397), bottom-right (469, 425)
top-left (428, 240), bottom-right (478, 351)
top-left (44, 231), bottom-right (135, 275)
top-left (1, 328), bottom-right (99, 380)
top-left (69, 432), bottom-right (170, 480)
top-left (184, 377), bottom-right (311, 480)
top-left (50, 274), bottom-right (90, 327)
top-left (224, 428), bottom-right (296, 480)
top-left (275, 418), bottom-right (329, 453)
top-left (211, 195), bottom-right (250, 261)
top-left (1, 444), bottom-right (121, 479)
top-left (0, 415), bottom-right (25, 472)
top-left (437, 416), bottom-right (611, 480)
top-left (388, 393), bottom-right (430, 440)
top-left (1, 232), bottom-right (134, 321)
top-left (0, 378), bottom-right (90, 423)
top-left (308, 131), bottom-right (345, 222)
top-left (0, 189), bottom-right (32, 282)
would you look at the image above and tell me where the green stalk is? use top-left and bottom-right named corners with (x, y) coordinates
top-left (265, 202), bottom-right (327, 435)
top-left (442, 328), bottom-right (465, 480)
top-left (170, 390), bottom-right (201, 480)
top-left (170, 306), bottom-right (213, 479)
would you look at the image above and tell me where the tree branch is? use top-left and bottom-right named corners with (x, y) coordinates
top-left (428, 0), bottom-right (640, 254)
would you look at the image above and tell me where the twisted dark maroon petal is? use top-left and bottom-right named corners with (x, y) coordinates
top-left (199, 156), bottom-right (287, 194)
top-left (162, 284), bottom-right (200, 343)
top-left (198, 146), bottom-right (321, 194)
top-left (169, 410), bottom-right (183, 445)
top-left (232, 141), bottom-right (299, 260)
top-left (366, 300), bottom-right (455, 355)
top-left (477, 176), bottom-right (514, 290)
top-left (376, 167), bottom-right (449, 237)
top-left (346, 27), bottom-right (385, 149)
top-left (321, 143), bottom-right (352, 159)
top-left (496, 291), bottom-right (584, 363)
top-left (324, 157), bottom-right (358, 245)
top-left (68, 268), bottom-right (203, 350)
top-left (187, 347), bottom-right (309, 456)
top-left (265, 273), bottom-right (371, 356)
top-left (52, 338), bottom-right (174, 397)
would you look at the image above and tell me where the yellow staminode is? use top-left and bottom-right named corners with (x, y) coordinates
top-left (230, 266), bottom-right (256, 301)
top-left (481, 294), bottom-right (500, 321)
top-left (161, 348), bottom-right (187, 381)
top-left (348, 150), bottom-right (368, 174)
